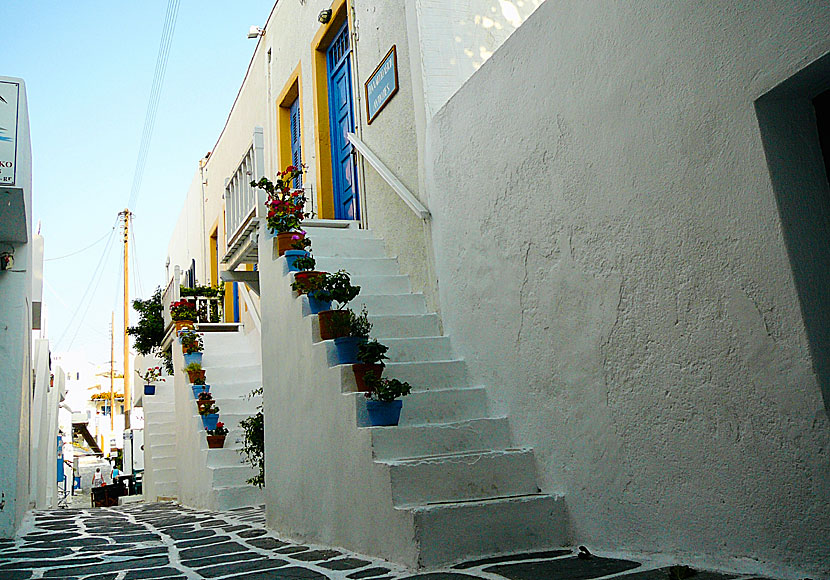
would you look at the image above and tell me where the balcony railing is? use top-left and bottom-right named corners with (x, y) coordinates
top-left (161, 266), bottom-right (181, 333)
top-left (226, 127), bottom-right (266, 250)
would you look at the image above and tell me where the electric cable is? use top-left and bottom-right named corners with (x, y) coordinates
top-left (53, 215), bottom-right (120, 350)
top-left (45, 228), bottom-right (114, 261)
top-left (127, 0), bottom-right (181, 211)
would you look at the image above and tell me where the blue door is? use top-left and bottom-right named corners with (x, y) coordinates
top-left (327, 22), bottom-right (359, 220)
top-left (289, 98), bottom-right (303, 189)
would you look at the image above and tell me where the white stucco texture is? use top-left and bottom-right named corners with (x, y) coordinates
top-left (424, 2), bottom-right (830, 578)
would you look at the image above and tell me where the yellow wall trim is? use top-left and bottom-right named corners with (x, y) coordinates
top-left (276, 63), bottom-right (303, 176)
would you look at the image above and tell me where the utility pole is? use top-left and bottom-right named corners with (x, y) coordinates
top-left (110, 312), bottom-right (114, 431)
top-left (120, 209), bottom-right (132, 430)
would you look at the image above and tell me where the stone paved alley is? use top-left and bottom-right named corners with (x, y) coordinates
top-left (0, 503), bottom-right (774, 580)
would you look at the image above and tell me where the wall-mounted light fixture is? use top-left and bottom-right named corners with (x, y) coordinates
top-left (0, 252), bottom-right (14, 271)
top-left (247, 25), bottom-right (265, 39)
top-left (318, 9), bottom-right (332, 24)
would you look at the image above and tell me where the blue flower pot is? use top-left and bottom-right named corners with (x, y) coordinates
top-left (144, 384), bottom-right (155, 396)
top-left (333, 336), bottom-right (367, 365)
top-left (366, 400), bottom-right (403, 426)
top-left (191, 384), bottom-right (211, 398)
top-left (308, 294), bottom-right (332, 314)
top-left (201, 413), bottom-right (219, 431)
top-left (183, 352), bottom-right (202, 366)
top-left (285, 250), bottom-right (309, 272)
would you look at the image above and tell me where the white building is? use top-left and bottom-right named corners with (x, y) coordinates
top-left (156, 2), bottom-right (830, 577)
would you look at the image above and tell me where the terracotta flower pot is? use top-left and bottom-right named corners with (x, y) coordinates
top-left (206, 435), bottom-right (226, 449)
top-left (292, 270), bottom-right (326, 296)
top-left (197, 398), bottom-right (215, 414)
top-left (174, 320), bottom-right (194, 332)
top-left (318, 309), bottom-right (350, 340)
top-left (276, 231), bottom-right (305, 257)
top-left (352, 364), bottom-right (384, 392)
top-left (187, 369), bottom-right (206, 383)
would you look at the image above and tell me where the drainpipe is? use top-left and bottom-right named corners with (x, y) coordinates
top-left (199, 158), bottom-right (208, 284)
top-left (348, 0), bottom-right (369, 229)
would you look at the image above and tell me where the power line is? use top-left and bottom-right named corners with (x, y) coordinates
top-left (128, 0), bottom-right (181, 211)
top-left (54, 217), bottom-right (120, 351)
top-left (45, 228), bottom-right (114, 261)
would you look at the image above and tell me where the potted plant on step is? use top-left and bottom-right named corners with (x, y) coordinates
top-left (364, 373), bottom-right (412, 426)
top-left (354, 339), bottom-right (389, 392)
top-left (199, 401), bottom-right (220, 431)
top-left (252, 165), bottom-right (310, 256)
top-left (206, 421), bottom-right (228, 449)
top-left (184, 361), bottom-right (206, 384)
top-left (191, 375), bottom-right (210, 398)
top-left (170, 299), bottom-right (197, 332)
top-left (333, 306), bottom-right (372, 365)
top-left (284, 235), bottom-right (312, 272)
top-left (196, 390), bottom-right (214, 414)
top-left (137, 366), bottom-right (165, 396)
top-left (179, 330), bottom-right (204, 366)
top-left (314, 271), bottom-right (361, 338)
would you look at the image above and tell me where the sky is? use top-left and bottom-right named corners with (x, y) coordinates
top-left (4, 1), bottom-right (273, 368)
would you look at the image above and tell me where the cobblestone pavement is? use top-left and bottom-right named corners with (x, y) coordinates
top-left (0, 502), bottom-right (769, 580)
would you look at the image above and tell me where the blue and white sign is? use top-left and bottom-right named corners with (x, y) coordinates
top-left (365, 45), bottom-right (398, 124)
top-left (0, 80), bottom-right (20, 186)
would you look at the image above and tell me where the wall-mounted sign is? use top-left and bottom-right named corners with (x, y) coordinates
top-left (365, 45), bottom-right (399, 125)
top-left (0, 80), bottom-right (20, 186)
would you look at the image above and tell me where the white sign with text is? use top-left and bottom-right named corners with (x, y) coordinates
top-left (0, 80), bottom-right (21, 186)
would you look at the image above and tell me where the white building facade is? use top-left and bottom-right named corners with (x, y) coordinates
top-left (160, 2), bottom-right (830, 577)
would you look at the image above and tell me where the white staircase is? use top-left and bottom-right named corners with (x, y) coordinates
top-left (197, 331), bottom-right (264, 510)
top-left (299, 223), bottom-right (568, 566)
top-left (143, 382), bottom-right (179, 501)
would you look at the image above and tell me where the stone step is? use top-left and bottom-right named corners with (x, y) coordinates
top-left (352, 293), bottom-right (427, 316)
top-left (370, 417), bottom-right (512, 461)
top-left (203, 365), bottom-right (261, 385)
top-left (384, 449), bottom-right (539, 507)
top-left (214, 484), bottom-right (264, 511)
top-left (397, 387), bottom-right (490, 425)
top-left (150, 482), bottom-right (178, 500)
top-left (202, 351), bottom-right (260, 369)
top-left (310, 235), bottom-right (388, 258)
top-left (411, 494), bottom-right (568, 567)
top-left (383, 360), bottom-right (469, 391)
top-left (154, 467), bottom-right (177, 485)
top-left (210, 464), bottom-right (259, 487)
top-left (303, 222), bottom-right (369, 238)
top-left (206, 447), bottom-right (249, 468)
top-left (348, 274), bottom-right (411, 295)
top-left (206, 396), bottom-right (262, 415)
top-left (315, 257), bottom-right (400, 277)
top-left (383, 336), bottom-right (454, 362)
top-left (368, 314), bottom-right (441, 339)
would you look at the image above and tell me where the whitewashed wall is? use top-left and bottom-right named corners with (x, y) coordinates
top-left (424, 2), bottom-right (830, 578)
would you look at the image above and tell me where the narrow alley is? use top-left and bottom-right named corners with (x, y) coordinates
top-left (0, 502), bottom-right (746, 580)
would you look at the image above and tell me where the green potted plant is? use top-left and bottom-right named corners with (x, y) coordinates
top-left (333, 306), bottom-right (372, 364)
top-left (315, 271), bottom-right (361, 339)
top-left (184, 361), bottom-right (206, 384)
top-left (179, 331), bottom-right (204, 365)
top-left (136, 366), bottom-right (165, 396)
top-left (364, 373), bottom-right (412, 426)
top-left (196, 390), bottom-right (214, 414)
top-left (199, 400), bottom-right (220, 431)
top-left (354, 339), bottom-right (389, 392)
top-left (206, 421), bottom-right (228, 449)
top-left (252, 165), bottom-right (309, 256)
top-left (170, 299), bottom-right (197, 332)
top-left (285, 234), bottom-right (313, 272)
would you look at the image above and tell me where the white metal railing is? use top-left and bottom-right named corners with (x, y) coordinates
top-left (238, 283), bottom-right (261, 335)
top-left (161, 266), bottom-right (181, 333)
top-left (347, 132), bottom-right (430, 220)
top-left (226, 127), bottom-right (266, 248)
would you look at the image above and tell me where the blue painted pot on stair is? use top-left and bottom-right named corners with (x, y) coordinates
top-left (201, 413), bottom-right (219, 431)
top-left (333, 336), bottom-right (367, 364)
top-left (307, 294), bottom-right (332, 314)
top-left (144, 384), bottom-right (155, 396)
top-left (366, 400), bottom-right (403, 426)
top-left (284, 250), bottom-right (309, 272)
top-left (191, 384), bottom-right (210, 398)
top-left (183, 352), bottom-right (202, 366)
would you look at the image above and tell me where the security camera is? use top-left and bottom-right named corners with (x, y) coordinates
top-left (318, 9), bottom-right (332, 24)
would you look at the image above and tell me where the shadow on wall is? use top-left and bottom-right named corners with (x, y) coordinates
top-left (755, 51), bottom-right (830, 414)
top-left (421, 0), bottom-right (545, 114)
